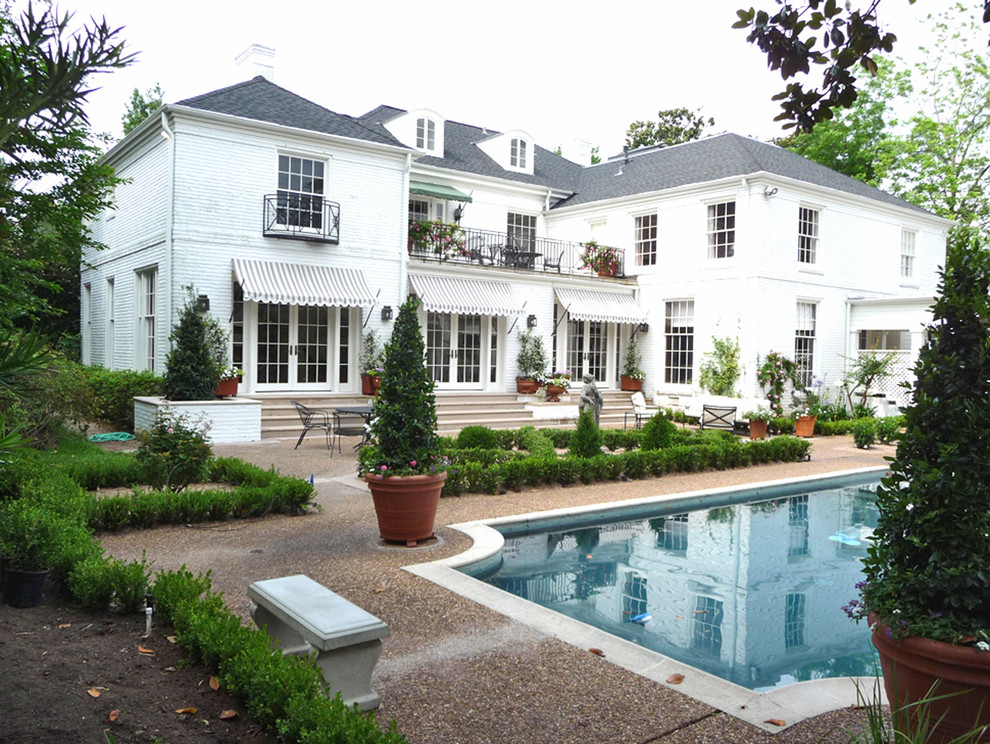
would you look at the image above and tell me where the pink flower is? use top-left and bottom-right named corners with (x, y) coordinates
top-left (380, 465), bottom-right (387, 471)
top-left (411, 460), bottom-right (417, 467)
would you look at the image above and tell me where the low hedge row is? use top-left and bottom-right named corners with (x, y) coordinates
top-left (441, 435), bottom-right (811, 496)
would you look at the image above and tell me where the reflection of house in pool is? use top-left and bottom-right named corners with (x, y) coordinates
top-left (486, 485), bottom-right (880, 690)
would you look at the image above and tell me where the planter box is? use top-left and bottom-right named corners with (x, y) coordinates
top-left (134, 396), bottom-right (262, 444)
top-left (620, 375), bottom-right (643, 392)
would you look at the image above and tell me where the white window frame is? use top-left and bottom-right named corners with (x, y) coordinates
top-left (901, 229), bottom-right (916, 279)
top-left (136, 267), bottom-right (157, 372)
top-left (416, 117), bottom-right (436, 151)
top-left (276, 153), bottom-right (326, 229)
top-left (798, 206), bottom-right (819, 264)
top-left (664, 300), bottom-right (694, 385)
top-left (707, 201), bottom-right (736, 259)
top-left (105, 277), bottom-right (115, 370)
top-left (635, 213), bottom-right (657, 266)
top-left (82, 283), bottom-right (92, 366)
top-left (795, 301), bottom-right (817, 387)
top-left (510, 138), bottom-right (528, 169)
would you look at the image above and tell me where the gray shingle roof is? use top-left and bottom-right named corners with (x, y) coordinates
top-left (557, 133), bottom-right (930, 214)
top-left (175, 77), bottom-right (405, 149)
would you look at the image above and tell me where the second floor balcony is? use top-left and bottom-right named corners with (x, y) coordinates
top-left (263, 193), bottom-right (340, 244)
top-left (407, 221), bottom-right (625, 278)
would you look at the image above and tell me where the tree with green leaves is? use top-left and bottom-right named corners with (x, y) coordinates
top-left (624, 107), bottom-right (715, 150)
top-left (121, 82), bottom-right (164, 135)
top-left (0, 4), bottom-right (133, 330)
top-left (734, 0), bottom-right (990, 131)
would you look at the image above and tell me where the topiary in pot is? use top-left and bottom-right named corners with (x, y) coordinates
top-left (852, 234), bottom-right (990, 742)
top-left (358, 296), bottom-right (447, 546)
top-left (515, 329), bottom-right (547, 393)
top-left (162, 289), bottom-right (223, 401)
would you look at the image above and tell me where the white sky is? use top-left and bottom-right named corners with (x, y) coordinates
top-left (45, 0), bottom-right (959, 159)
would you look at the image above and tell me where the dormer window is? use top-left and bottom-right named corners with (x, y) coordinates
top-left (510, 138), bottom-right (528, 169)
top-left (416, 118), bottom-right (436, 151)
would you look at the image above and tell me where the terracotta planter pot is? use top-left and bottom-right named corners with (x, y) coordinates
top-left (516, 377), bottom-right (540, 395)
top-left (545, 384), bottom-right (567, 402)
top-left (872, 618), bottom-right (990, 743)
top-left (620, 375), bottom-right (643, 392)
top-left (748, 419), bottom-right (768, 440)
top-left (365, 471), bottom-right (447, 547)
top-left (597, 267), bottom-right (615, 278)
top-left (794, 414), bottom-right (816, 437)
top-left (361, 375), bottom-right (381, 395)
top-left (215, 377), bottom-right (239, 397)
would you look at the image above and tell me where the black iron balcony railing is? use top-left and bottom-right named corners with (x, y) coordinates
top-left (407, 222), bottom-right (625, 278)
top-left (263, 193), bottom-right (340, 244)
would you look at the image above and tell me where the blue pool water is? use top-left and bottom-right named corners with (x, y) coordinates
top-left (469, 474), bottom-right (882, 692)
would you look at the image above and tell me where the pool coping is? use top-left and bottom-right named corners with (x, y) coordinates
top-left (405, 466), bottom-right (889, 734)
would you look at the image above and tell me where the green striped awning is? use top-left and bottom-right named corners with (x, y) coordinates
top-left (409, 181), bottom-right (472, 203)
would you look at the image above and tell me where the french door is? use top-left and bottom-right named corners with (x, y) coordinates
top-left (255, 303), bottom-right (333, 391)
top-left (565, 319), bottom-right (610, 385)
top-left (425, 312), bottom-right (490, 389)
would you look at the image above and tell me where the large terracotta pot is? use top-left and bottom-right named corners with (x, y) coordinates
top-left (748, 419), bottom-right (768, 440)
top-left (620, 375), bottom-right (642, 392)
top-left (516, 377), bottom-right (540, 395)
top-left (794, 414), bottom-right (816, 437)
top-left (872, 618), bottom-right (990, 743)
top-left (364, 471), bottom-right (447, 547)
top-left (545, 384), bottom-right (567, 402)
top-left (215, 377), bottom-right (239, 397)
top-left (361, 374), bottom-right (381, 395)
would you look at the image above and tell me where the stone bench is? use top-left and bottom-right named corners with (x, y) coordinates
top-left (248, 574), bottom-right (389, 711)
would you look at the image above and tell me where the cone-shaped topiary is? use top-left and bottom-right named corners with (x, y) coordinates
top-left (162, 292), bottom-right (221, 401)
top-left (569, 408), bottom-right (602, 458)
top-left (359, 296), bottom-right (444, 476)
top-left (858, 234), bottom-right (990, 643)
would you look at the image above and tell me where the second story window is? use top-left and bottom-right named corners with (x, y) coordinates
top-left (798, 207), bottom-right (819, 264)
top-left (507, 212), bottom-right (536, 250)
top-left (707, 201), bottom-right (735, 259)
top-left (635, 214), bottom-right (657, 266)
top-left (510, 138), bottom-right (527, 169)
top-left (278, 155), bottom-right (324, 229)
top-left (409, 199), bottom-right (429, 223)
top-left (901, 229), bottom-right (916, 279)
top-left (416, 118), bottom-right (436, 151)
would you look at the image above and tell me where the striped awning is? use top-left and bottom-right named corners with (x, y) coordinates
top-left (233, 259), bottom-right (375, 307)
top-left (409, 274), bottom-right (523, 316)
top-left (554, 287), bottom-right (646, 324)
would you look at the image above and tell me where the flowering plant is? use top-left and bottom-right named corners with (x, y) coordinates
top-left (847, 239), bottom-right (990, 647)
top-left (755, 351), bottom-right (803, 416)
top-left (541, 370), bottom-right (571, 387)
top-left (407, 220), bottom-right (468, 261)
top-left (579, 240), bottom-right (621, 276)
top-left (358, 296), bottom-right (447, 477)
top-left (219, 365), bottom-right (243, 380)
top-left (743, 409), bottom-right (773, 422)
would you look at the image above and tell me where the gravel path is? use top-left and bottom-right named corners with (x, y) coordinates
top-left (100, 434), bottom-right (891, 743)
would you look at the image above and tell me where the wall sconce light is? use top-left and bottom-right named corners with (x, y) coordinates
top-left (197, 294), bottom-right (210, 311)
top-left (381, 306), bottom-right (393, 322)
top-left (527, 314), bottom-right (537, 329)
top-left (763, 186), bottom-right (778, 198)
top-left (638, 322), bottom-right (649, 334)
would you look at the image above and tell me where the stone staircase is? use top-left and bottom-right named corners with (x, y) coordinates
top-left (249, 390), bottom-right (638, 440)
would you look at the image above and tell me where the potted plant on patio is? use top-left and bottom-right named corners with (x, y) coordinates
top-left (360, 329), bottom-right (383, 395)
top-left (542, 370), bottom-right (571, 402)
top-left (743, 409), bottom-right (772, 440)
top-left (579, 240), bottom-right (621, 277)
top-left (0, 499), bottom-right (55, 607)
top-left (515, 329), bottom-right (547, 395)
top-left (358, 296), bottom-right (448, 546)
top-left (846, 236), bottom-right (990, 743)
top-left (621, 336), bottom-right (645, 391)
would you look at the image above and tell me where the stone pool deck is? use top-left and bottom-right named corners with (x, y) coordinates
top-left (101, 434), bottom-right (892, 744)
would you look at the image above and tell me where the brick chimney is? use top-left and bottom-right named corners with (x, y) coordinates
top-left (235, 44), bottom-right (275, 82)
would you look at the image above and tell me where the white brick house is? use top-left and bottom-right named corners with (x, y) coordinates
top-left (82, 76), bottom-right (950, 405)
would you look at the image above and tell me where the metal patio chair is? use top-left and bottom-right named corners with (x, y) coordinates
top-left (700, 404), bottom-right (737, 432)
top-left (291, 400), bottom-right (335, 452)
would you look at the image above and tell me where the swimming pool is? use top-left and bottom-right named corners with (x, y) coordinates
top-left (406, 467), bottom-right (889, 731)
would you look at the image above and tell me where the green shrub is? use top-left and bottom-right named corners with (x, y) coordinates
top-left (456, 425), bottom-right (498, 450)
top-left (111, 553), bottom-right (155, 613)
top-left (875, 416), bottom-right (901, 444)
top-left (540, 428), bottom-right (572, 449)
top-left (68, 556), bottom-right (117, 611)
top-left (151, 567), bottom-right (214, 625)
top-left (569, 409), bottom-right (603, 458)
top-left (518, 426), bottom-right (557, 458)
top-left (601, 428), bottom-right (638, 451)
top-left (82, 366), bottom-right (162, 429)
top-left (136, 408), bottom-right (212, 492)
top-left (162, 290), bottom-right (223, 401)
top-left (640, 410), bottom-right (676, 450)
top-left (494, 429), bottom-right (516, 450)
top-left (817, 419), bottom-right (856, 436)
top-left (852, 418), bottom-right (877, 449)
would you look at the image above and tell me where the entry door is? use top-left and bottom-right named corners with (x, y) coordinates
top-left (256, 303), bottom-right (331, 390)
top-left (426, 312), bottom-right (485, 389)
top-left (566, 319), bottom-right (609, 384)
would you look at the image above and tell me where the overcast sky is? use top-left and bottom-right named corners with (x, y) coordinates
top-left (46, 0), bottom-right (957, 160)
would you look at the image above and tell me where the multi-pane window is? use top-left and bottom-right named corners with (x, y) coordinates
top-left (409, 199), bottom-right (429, 223)
top-left (901, 229), bottom-right (916, 278)
top-left (136, 268), bottom-right (157, 372)
top-left (507, 212), bottom-right (536, 250)
top-left (416, 117), bottom-right (436, 151)
top-left (622, 574), bottom-right (648, 617)
top-left (664, 300), bottom-right (694, 384)
top-left (277, 154), bottom-right (324, 229)
top-left (785, 593), bottom-right (807, 649)
top-left (655, 513), bottom-right (689, 552)
top-left (795, 301), bottom-right (817, 387)
top-left (82, 283), bottom-right (91, 366)
top-left (707, 201), bottom-right (735, 258)
top-left (692, 596), bottom-right (724, 657)
top-left (338, 308), bottom-right (350, 385)
top-left (635, 214), bottom-right (657, 266)
top-left (105, 277), bottom-right (115, 369)
top-left (510, 138), bottom-right (527, 169)
top-left (798, 207), bottom-right (819, 264)
top-left (858, 329), bottom-right (910, 351)
top-left (788, 495), bottom-right (809, 557)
